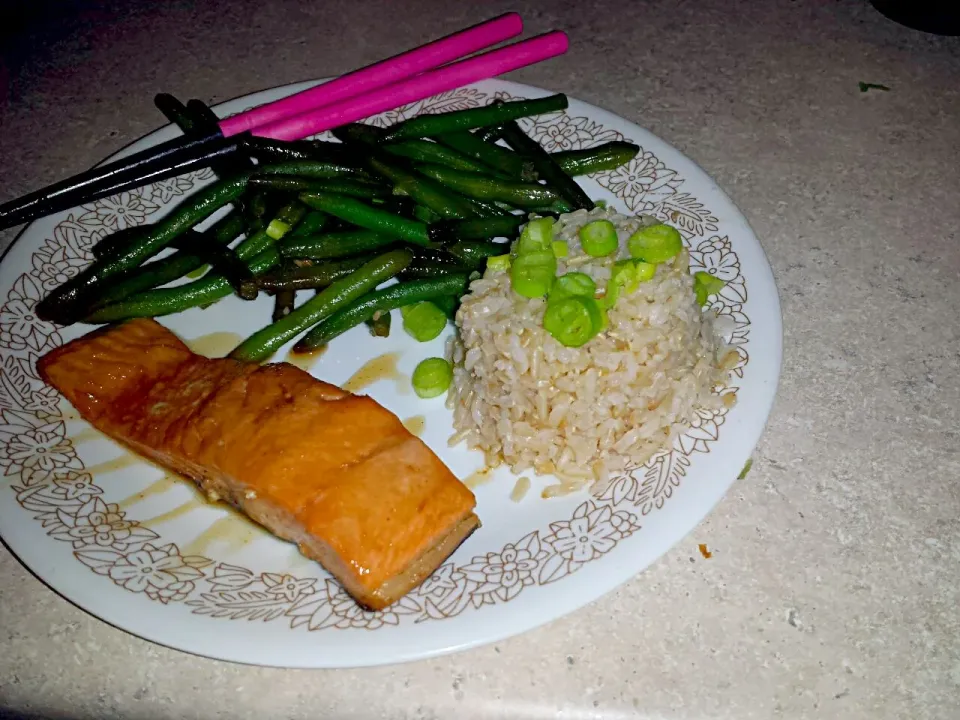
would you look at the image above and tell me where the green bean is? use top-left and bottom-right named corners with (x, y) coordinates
top-left (334, 123), bottom-right (510, 177)
top-left (300, 192), bottom-right (430, 246)
top-left (553, 142), bottom-right (640, 176)
top-left (446, 240), bottom-right (506, 266)
top-left (186, 231), bottom-right (258, 300)
top-left (416, 164), bottom-right (562, 208)
top-left (325, 125), bottom-right (366, 145)
top-left (279, 230), bottom-right (395, 260)
top-left (255, 256), bottom-right (372, 292)
top-left (242, 191), bottom-right (270, 224)
top-left (462, 196), bottom-right (513, 218)
top-left (330, 123), bottom-right (386, 144)
top-left (398, 266), bottom-right (468, 280)
top-left (328, 128), bottom-right (482, 220)
top-left (290, 210), bottom-right (327, 237)
top-left (364, 311), bottom-right (392, 337)
top-left (400, 254), bottom-right (472, 279)
top-left (92, 201), bottom-right (301, 312)
top-left (526, 202), bottom-right (574, 215)
top-left (428, 215), bottom-right (526, 243)
top-left (92, 212), bottom-right (246, 307)
top-left (430, 294), bottom-right (459, 319)
top-left (384, 139), bottom-right (505, 176)
top-left (240, 136), bottom-right (357, 165)
top-left (85, 247), bottom-right (279, 323)
top-left (411, 247), bottom-right (467, 267)
top-left (412, 205), bottom-right (441, 223)
top-left (475, 126), bottom-right (504, 143)
top-left (366, 155), bottom-right (479, 220)
top-left (498, 121), bottom-right (594, 211)
top-left (37, 174), bottom-right (250, 324)
top-left (249, 175), bottom-right (391, 198)
top-left (321, 217), bottom-right (352, 232)
top-left (256, 160), bottom-right (370, 179)
top-left (383, 94), bottom-right (568, 141)
top-left (94, 205), bottom-right (244, 262)
top-left (272, 289), bottom-right (295, 322)
top-left (91, 226), bottom-right (150, 260)
top-left (435, 131), bottom-right (534, 180)
top-left (230, 249), bottom-right (412, 362)
top-left (208, 201), bottom-right (307, 272)
top-left (295, 274), bottom-right (469, 350)
top-left (240, 201), bottom-right (308, 257)
top-left (372, 195), bottom-right (418, 219)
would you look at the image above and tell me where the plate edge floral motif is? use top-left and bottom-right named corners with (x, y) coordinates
top-left (0, 87), bottom-right (750, 631)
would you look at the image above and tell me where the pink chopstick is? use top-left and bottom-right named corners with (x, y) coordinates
top-left (218, 13), bottom-right (523, 138)
top-left (249, 31), bottom-right (569, 142)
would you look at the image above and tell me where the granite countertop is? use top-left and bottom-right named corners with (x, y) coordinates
top-left (2, 1), bottom-right (959, 718)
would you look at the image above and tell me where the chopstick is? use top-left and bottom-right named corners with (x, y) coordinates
top-left (219, 12), bottom-right (523, 136)
top-left (0, 134), bottom-right (240, 229)
top-left (0, 16), bottom-right (568, 231)
top-left (251, 31), bottom-right (569, 141)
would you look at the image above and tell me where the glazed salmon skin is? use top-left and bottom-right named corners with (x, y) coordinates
top-left (38, 318), bottom-right (479, 610)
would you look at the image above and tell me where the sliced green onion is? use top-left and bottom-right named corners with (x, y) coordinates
top-left (594, 199), bottom-right (608, 209)
top-left (401, 301), bottom-right (448, 341)
top-left (604, 259), bottom-right (640, 308)
top-left (487, 254), bottom-right (511, 272)
top-left (551, 240), bottom-right (569, 258)
top-left (411, 357), bottom-right (453, 399)
top-left (266, 219), bottom-right (292, 240)
top-left (516, 216), bottom-right (555, 255)
top-left (543, 296), bottom-right (603, 347)
top-left (627, 223), bottom-right (683, 263)
top-left (579, 219), bottom-right (619, 257)
top-left (634, 260), bottom-right (657, 282)
top-left (693, 271), bottom-right (727, 306)
top-left (550, 272), bottom-right (596, 302)
top-left (510, 250), bottom-right (556, 298)
top-left (597, 303), bottom-right (609, 332)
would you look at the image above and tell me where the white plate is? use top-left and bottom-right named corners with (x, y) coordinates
top-left (0, 79), bottom-right (781, 668)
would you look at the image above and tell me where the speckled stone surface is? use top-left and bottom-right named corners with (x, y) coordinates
top-left (1, 1), bottom-right (959, 718)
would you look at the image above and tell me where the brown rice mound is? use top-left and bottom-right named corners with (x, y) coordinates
top-left (446, 207), bottom-right (737, 496)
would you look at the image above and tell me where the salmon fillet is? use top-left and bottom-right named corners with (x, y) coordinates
top-left (38, 318), bottom-right (479, 610)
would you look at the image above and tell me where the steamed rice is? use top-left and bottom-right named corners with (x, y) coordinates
top-left (446, 206), bottom-right (737, 493)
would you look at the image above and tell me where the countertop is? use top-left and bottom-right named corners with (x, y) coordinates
top-left (1, 1), bottom-right (959, 718)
